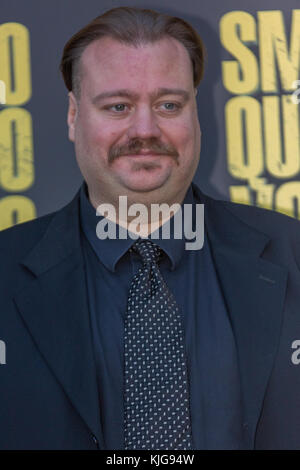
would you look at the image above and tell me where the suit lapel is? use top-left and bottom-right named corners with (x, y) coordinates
top-left (13, 191), bottom-right (104, 448)
top-left (194, 185), bottom-right (288, 448)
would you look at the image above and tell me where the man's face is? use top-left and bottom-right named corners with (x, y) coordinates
top-left (68, 36), bottom-right (201, 207)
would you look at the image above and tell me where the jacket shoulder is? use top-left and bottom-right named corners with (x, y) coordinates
top-left (0, 188), bottom-right (81, 259)
top-left (0, 191), bottom-right (81, 263)
top-left (220, 199), bottom-right (300, 240)
top-left (0, 211), bottom-right (57, 261)
top-left (192, 180), bottom-right (300, 241)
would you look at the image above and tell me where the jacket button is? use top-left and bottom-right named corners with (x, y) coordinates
top-left (91, 435), bottom-right (99, 447)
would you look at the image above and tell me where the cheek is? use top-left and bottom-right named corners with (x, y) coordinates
top-left (76, 106), bottom-right (106, 144)
top-left (166, 110), bottom-right (199, 146)
top-left (76, 118), bottom-right (113, 154)
top-left (83, 114), bottom-right (125, 148)
top-left (172, 123), bottom-right (197, 156)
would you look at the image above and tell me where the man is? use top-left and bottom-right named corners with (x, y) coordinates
top-left (0, 6), bottom-right (300, 450)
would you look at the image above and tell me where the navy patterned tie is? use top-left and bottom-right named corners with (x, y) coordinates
top-left (124, 238), bottom-right (193, 450)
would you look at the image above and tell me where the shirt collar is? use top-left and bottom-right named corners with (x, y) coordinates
top-left (79, 181), bottom-right (195, 272)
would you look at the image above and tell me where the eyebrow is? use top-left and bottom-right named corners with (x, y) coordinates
top-left (92, 88), bottom-right (190, 104)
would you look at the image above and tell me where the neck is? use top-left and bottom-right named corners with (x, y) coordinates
top-left (87, 185), bottom-right (190, 237)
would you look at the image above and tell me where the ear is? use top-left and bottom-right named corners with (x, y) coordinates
top-left (67, 92), bottom-right (78, 142)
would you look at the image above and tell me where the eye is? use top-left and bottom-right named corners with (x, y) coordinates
top-left (159, 102), bottom-right (181, 112)
top-left (110, 103), bottom-right (126, 112)
top-left (105, 103), bottom-right (130, 113)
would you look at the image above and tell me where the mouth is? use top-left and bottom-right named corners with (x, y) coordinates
top-left (123, 150), bottom-right (167, 157)
top-left (136, 149), bottom-right (159, 155)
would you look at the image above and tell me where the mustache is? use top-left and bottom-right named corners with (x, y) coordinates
top-left (108, 138), bottom-right (179, 164)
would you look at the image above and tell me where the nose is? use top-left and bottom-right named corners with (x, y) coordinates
top-left (127, 105), bottom-right (162, 140)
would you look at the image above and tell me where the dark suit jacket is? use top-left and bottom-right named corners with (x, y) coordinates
top-left (1, 183), bottom-right (300, 450)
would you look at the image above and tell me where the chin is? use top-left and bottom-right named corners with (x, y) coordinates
top-left (119, 171), bottom-right (172, 194)
top-left (125, 182), bottom-right (166, 193)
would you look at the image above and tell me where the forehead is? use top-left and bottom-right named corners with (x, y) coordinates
top-left (79, 36), bottom-right (194, 94)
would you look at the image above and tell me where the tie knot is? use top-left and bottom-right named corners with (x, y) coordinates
top-left (131, 239), bottom-right (161, 265)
